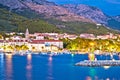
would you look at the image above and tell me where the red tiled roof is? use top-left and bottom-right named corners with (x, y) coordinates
top-left (29, 40), bottom-right (44, 44)
top-left (8, 40), bottom-right (28, 42)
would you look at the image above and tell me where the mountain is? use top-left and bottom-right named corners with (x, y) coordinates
top-left (0, 0), bottom-right (94, 23)
top-left (0, 0), bottom-right (25, 9)
top-left (26, 0), bottom-right (56, 5)
top-left (107, 16), bottom-right (120, 30)
top-left (0, 7), bottom-right (60, 33)
top-left (62, 4), bottom-right (109, 24)
top-left (0, 6), bottom-right (116, 35)
top-left (114, 16), bottom-right (120, 22)
top-left (0, 0), bottom-right (119, 34)
top-left (0, 0), bottom-right (55, 9)
top-left (25, 2), bottom-right (93, 22)
top-left (47, 0), bottom-right (120, 16)
top-left (62, 4), bottom-right (120, 31)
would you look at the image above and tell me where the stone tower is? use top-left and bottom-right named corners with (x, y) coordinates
top-left (25, 28), bottom-right (29, 40)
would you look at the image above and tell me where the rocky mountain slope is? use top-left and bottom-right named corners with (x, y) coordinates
top-left (0, 0), bottom-right (94, 23)
top-left (62, 4), bottom-right (120, 31)
top-left (0, 0), bottom-right (55, 9)
top-left (0, 0), bottom-right (25, 9)
top-left (25, 2), bottom-right (93, 22)
top-left (0, 0), bottom-right (120, 33)
top-left (62, 4), bottom-right (109, 24)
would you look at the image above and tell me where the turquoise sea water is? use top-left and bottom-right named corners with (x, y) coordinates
top-left (0, 53), bottom-right (120, 80)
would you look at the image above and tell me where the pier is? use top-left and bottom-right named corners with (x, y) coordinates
top-left (75, 60), bottom-right (120, 67)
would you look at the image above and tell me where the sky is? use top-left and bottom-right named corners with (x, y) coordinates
top-left (47, 0), bottom-right (120, 16)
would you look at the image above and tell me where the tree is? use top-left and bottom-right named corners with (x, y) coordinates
top-left (20, 45), bottom-right (29, 51)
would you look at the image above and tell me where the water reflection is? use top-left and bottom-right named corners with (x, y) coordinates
top-left (118, 54), bottom-right (120, 60)
top-left (86, 76), bottom-right (92, 80)
top-left (48, 56), bottom-right (52, 62)
top-left (5, 54), bottom-right (13, 80)
top-left (88, 68), bottom-right (98, 80)
top-left (71, 54), bottom-right (74, 57)
top-left (26, 54), bottom-right (32, 80)
top-left (0, 53), bottom-right (4, 80)
top-left (1, 54), bottom-right (120, 80)
top-left (106, 78), bottom-right (110, 80)
top-left (103, 66), bottom-right (110, 69)
top-left (0, 53), bottom-right (4, 64)
top-left (47, 56), bottom-right (53, 80)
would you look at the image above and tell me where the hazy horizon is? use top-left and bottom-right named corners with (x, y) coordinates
top-left (48, 0), bottom-right (120, 16)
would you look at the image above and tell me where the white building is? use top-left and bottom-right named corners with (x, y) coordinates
top-left (35, 34), bottom-right (44, 40)
top-left (80, 33), bottom-right (95, 39)
top-left (28, 40), bottom-right (63, 51)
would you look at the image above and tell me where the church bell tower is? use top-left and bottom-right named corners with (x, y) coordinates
top-left (25, 28), bottom-right (29, 40)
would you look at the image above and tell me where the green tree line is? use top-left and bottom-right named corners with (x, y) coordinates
top-left (62, 37), bottom-right (120, 53)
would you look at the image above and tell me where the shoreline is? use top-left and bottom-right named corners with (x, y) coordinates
top-left (0, 51), bottom-right (120, 56)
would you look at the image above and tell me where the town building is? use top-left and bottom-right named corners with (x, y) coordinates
top-left (80, 33), bottom-right (95, 39)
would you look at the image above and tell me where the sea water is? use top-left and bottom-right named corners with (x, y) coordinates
top-left (0, 53), bottom-right (120, 80)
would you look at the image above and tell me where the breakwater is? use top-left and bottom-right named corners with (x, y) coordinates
top-left (75, 60), bottom-right (120, 67)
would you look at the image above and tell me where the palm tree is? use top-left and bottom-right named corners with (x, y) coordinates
top-left (41, 46), bottom-right (44, 52)
top-left (32, 46), bottom-right (36, 51)
top-left (15, 45), bottom-right (21, 51)
top-left (20, 45), bottom-right (29, 51)
top-left (6, 45), bottom-right (14, 52)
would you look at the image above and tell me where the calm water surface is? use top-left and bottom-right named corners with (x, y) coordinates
top-left (0, 53), bottom-right (120, 80)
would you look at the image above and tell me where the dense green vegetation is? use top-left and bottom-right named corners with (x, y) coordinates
top-left (16, 8), bottom-right (43, 19)
top-left (60, 22), bottom-right (117, 35)
top-left (0, 8), bottom-right (60, 33)
top-left (45, 18), bottom-right (118, 35)
top-left (62, 37), bottom-right (120, 53)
